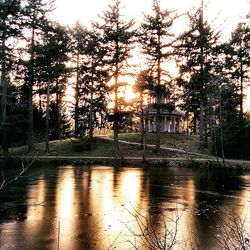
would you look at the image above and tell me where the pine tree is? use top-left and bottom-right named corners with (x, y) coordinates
top-left (139, 0), bottom-right (177, 153)
top-left (34, 21), bottom-right (70, 152)
top-left (0, 0), bottom-right (21, 154)
top-left (77, 29), bottom-right (109, 141)
top-left (70, 21), bottom-right (87, 137)
top-left (22, 0), bottom-right (54, 151)
top-left (97, 0), bottom-right (135, 147)
top-left (176, 3), bottom-right (219, 148)
top-left (226, 21), bottom-right (250, 116)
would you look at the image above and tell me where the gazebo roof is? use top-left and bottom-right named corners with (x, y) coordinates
top-left (145, 107), bottom-right (185, 117)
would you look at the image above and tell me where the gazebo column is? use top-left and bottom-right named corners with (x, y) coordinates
top-left (153, 115), bottom-right (156, 132)
top-left (166, 118), bottom-right (170, 132)
top-left (172, 117), bottom-right (176, 133)
top-left (176, 118), bottom-right (180, 133)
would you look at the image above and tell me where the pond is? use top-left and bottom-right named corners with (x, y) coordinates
top-left (0, 164), bottom-right (249, 249)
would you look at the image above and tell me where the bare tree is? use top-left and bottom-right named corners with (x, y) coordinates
top-left (215, 209), bottom-right (250, 250)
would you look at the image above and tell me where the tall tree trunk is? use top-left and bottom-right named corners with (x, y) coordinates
top-left (1, 27), bottom-right (8, 155)
top-left (140, 92), bottom-right (146, 161)
top-left (240, 53), bottom-right (243, 116)
top-left (219, 89), bottom-right (225, 167)
top-left (74, 52), bottom-right (80, 137)
top-left (193, 114), bottom-right (197, 135)
top-left (45, 78), bottom-right (50, 152)
top-left (89, 66), bottom-right (94, 142)
top-left (113, 62), bottom-right (119, 146)
top-left (199, 0), bottom-right (205, 149)
top-left (27, 26), bottom-right (35, 151)
top-left (155, 35), bottom-right (161, 154)
top-left (204, 106), bottom-right (208, 147)
top-left (199, 100), bottom-right (205, 149)
top-left (56, 81), bottom-right (60, 140)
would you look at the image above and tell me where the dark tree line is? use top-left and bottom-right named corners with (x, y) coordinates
top-left (0, 0), bottom-right (250, 158)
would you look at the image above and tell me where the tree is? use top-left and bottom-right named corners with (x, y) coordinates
top-left (34, 21), bottom-right (70, 152)
top-left (226, 21), bottom-right (250, 116)
top-left (70, 21), bottom-right (87, 137)
top-left (98, 0), bottom-right (135, 147)
top-left (22, 0), bottom-right (54, 151)
top-left (0, 0), bottom-right (22, 154)
top-left (139, 0), bottom-right (177, 153)
top-left (176, 3), bottom-right (219, 148)
top-left (208, 74), bottom-right (250, 160)
top-left (77, 29), bottom-right (109, 141)
top-left (134, 70), bottom-right (152, 160)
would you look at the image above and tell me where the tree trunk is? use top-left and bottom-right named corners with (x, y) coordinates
top-left (199, 2), bottom-right (205, 149)
top-left (240, 58), bottom-right (243, 116)
top-left (199, 100), bottom-right (205, 149)
top-left (113, 64), bottom-right (119, 146)
top-left (89, 67), bottom-right (94, 142)
top-left (27, 26), bottom-right (35, 152)
top-left (1, 27), bottom-right (8, 155)
top-left (219, 89), bottom-right (225, 167)
top-left (140, 92), bottom-right (146, 161)
top-left (155, 38), bottom-right (161, 154)
top-left (56, 81), bottom-right (60, 140)
top-left (204, 106), bottom-right (208, 147)
top-left (74, 52), bottom-right (80, 137)
top-left (45, 78), bottom-right (50, 153)
top-left (193, 114), bottom-right (197, 135)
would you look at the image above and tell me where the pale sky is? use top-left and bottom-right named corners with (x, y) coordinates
top-left (53, 0), bottom-right (250, 39)
top-left (53, 0), bottom-right (250, 110)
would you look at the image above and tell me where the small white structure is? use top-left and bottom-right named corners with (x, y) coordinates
top-left (143, 91), bottom-right (185, 133)
top-left (146, 107), bottom-right (185, 133)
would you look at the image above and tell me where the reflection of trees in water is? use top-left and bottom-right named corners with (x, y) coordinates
top-left (0, 160), bottom-right (31, 223)
top-left (0, 165), bottom-right (249, 249)
top-left (192, 168), bottom-right (246, 249)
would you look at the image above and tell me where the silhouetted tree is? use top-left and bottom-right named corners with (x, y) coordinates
top-left (0, 0), bottom-right (22, 154)
top-left (97, 0), bottom-right (135, 147)
top-left (35, 21), bottom-right (70, 151)
top-left (22, 0), bottom-right (54, 151)
top-left (176, 4), bottom-right (219, 148)
top-left (139, 0), bottom-right (177, 153)
top-left (77, 29), bottom-right (109, 141)
top-left (226, 21), bottom-right (250, 116)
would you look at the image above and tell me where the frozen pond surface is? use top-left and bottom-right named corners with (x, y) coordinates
top-left (0, 165), bottom-right (249, 249)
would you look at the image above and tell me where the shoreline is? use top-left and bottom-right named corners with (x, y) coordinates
top-left (2, 155), bottom-right (250, 170)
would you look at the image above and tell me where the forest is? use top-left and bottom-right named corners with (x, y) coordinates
top-left (1, 0), bottom-right (250, 159)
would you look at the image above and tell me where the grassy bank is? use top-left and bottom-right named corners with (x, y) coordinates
top-left (4, 134), bottom-right (250, 169)
top-left (7, 133), bottom-right (202, 157)
top-left (114, 133), bottom-right (201, 153)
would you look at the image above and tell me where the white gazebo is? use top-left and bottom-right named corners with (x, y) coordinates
top-left (146, 107), bottom-right (185, 133)
top-left (143, 91), bottom-right (185, 133)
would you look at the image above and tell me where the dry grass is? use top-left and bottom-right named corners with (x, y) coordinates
top-left (117, 133), bottom-right (201, 153)
top-left (8, 136), bottom-right (185, 158)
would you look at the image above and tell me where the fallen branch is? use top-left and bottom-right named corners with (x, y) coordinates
top-left (0, 154), bottom-right (38, 190)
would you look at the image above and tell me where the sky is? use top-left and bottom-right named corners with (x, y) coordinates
top-left (53, 0), bottom-right (250, 110)
top-left (53, 0), bottom-right (250, 39)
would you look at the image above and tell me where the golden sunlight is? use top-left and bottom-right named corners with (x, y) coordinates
top-left (56, 169), bottom-right (74, 219)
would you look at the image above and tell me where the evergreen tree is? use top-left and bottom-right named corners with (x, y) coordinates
top-left (97, 0), bottom-right (135, 147)
top-left (34, 21), bottom-right (70, 151)
top-left (70, 21), bottom-right (87, 137)
top-left (77, 29), bottom-right (109, 141)
top-left (22, 0), bottom-right (54, 151)
top-left (0, 0), bottom-right (21, 154)
top-left (226, 21), bottom-right (250, 115)
top-left (139, 0), bottom-right (177, 153)
top-left (176, 4), bottom-right (219, 148)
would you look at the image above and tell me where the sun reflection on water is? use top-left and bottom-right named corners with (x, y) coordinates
top-left (56, 170), bottom-right (74, 220)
